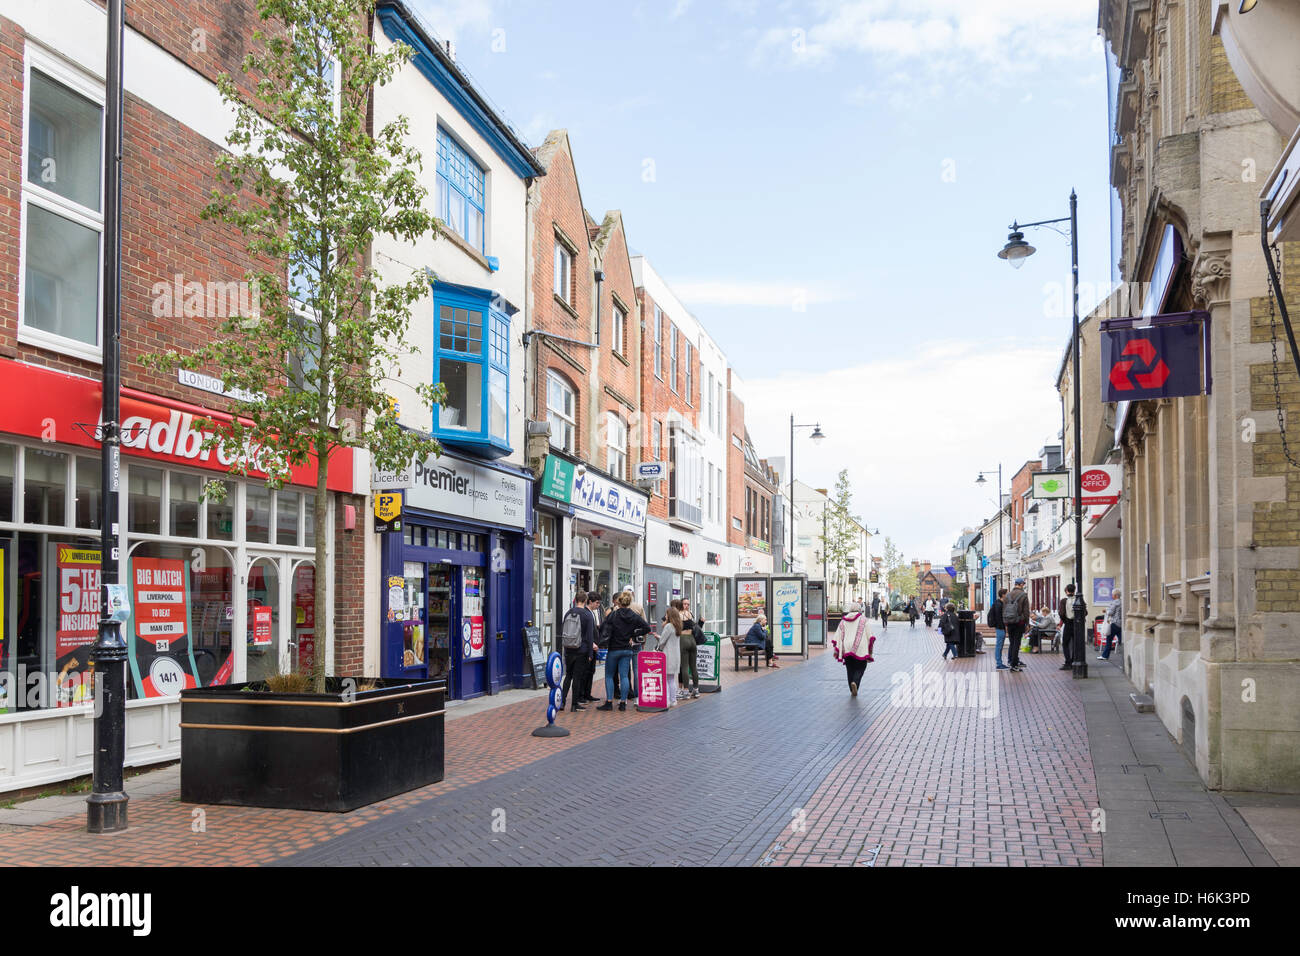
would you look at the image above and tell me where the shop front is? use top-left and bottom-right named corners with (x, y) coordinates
top-left (0, 359), bottom-right (355, 791)
top-left (533, 453), bottom-right (646, 640)
top-left (644, 519), bottom-right (728, 632)
top-left (380, 449), bottom-right (532, 700)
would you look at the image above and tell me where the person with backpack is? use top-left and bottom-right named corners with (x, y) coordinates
top-left (596, 591), bottom-right (653, 712)
top-left (1058, 584), bottom-right (1079, 670)
top-left (938, 602), bottom-right (960, 660)
top-left (1002, 578), bottom-right (1030, 672)
top-left (559, 591), bottom-right (597, 712)
top-left (988, 587), bottom-right (1008, 670)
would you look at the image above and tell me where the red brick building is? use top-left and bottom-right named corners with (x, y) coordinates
top-left (525, 131), bottom-right (649, 630)
top-left (0, 0), bottom-right (366, 789)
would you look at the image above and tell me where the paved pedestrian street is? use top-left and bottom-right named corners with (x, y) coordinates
top-left (0, 620), bottom-right (1280, 867)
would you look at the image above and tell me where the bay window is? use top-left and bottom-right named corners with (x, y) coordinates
top-left (432, 283), bottom-right (511, 457)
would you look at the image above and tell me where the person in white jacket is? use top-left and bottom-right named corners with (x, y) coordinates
top-left (659, 605), bottom-right (683, 707)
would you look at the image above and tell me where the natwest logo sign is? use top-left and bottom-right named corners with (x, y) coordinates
top-left (0, 358), bottom-right (354, 493)
top-left (1080, 465), bottom-right (1121, 507)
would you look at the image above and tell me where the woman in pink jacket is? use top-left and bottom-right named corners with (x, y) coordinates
top-left (831, 602), bottom-right (875, 697)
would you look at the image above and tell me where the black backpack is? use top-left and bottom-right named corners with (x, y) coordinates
top-left (561, 609), bottom-right (583, 650)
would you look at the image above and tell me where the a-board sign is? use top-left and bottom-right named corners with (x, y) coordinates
top-left (523, 625), bottom-right (547, 688)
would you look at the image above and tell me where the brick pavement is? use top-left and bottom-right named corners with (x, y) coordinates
top-left (0, 644), bottom-right (801, 866)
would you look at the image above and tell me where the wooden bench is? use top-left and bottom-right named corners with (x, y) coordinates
top-left (730, 636), bottom-right (761, 671)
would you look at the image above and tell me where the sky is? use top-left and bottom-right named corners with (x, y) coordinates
top-left (410, 0), bottom-right (1114, 563)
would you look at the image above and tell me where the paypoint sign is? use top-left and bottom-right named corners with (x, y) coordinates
top-left (374, 491), bottom-right (403, 533)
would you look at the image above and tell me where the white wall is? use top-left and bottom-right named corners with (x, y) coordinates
top-left (371, 29), bottom-right (530, 471)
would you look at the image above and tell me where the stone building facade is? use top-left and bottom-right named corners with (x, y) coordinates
top-left (1100, 0), bottom-right (1300, 791)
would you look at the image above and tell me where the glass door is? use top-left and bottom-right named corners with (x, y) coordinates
top-left (396, 559), bottom-right (426, 675)
top-left (246, 555), bottom-right (282, 683)
top-left (427, 562), bottom-right (454, 682)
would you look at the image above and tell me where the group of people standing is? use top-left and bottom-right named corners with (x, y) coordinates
top-left (984, 578), bottom-right (1125, 671)
top-left (558, 589), bottom-right (708, 713)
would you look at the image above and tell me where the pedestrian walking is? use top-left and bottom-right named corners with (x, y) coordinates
top-left (659, 605), bottom-right (683, 707)
top-left (923, 598), bottom-right (935, 628)
top-left (1099, 593), bottom-right (1122, 660)
top-left (988, 588), bottom-right (1008, 670)
top-left (939, 602), bottom-right (960, 660)
top-left (871, 594), bottom-right (880, 618)
top-left (559, 591), bottom-right (596, 711)
top-left (1002, 578), bottom-right (1030, 672)
top-left (1058, 584), bottom-right (1078, 670)
top-left (596, 591), bottom-right (652, 712)
top-left (878, 599), bottom-right (890, 629)
top-left (907, 598), bottom-right (918, 629)
top-left (831, 601), bottom-right (875, 696)
top-left (675, 598), bottom-right (701, 700)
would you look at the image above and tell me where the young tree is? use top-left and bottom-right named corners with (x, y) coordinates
top-left (818, 469), bottom-right (858, 610)
top-left (882, 536), bottom-right (916, 602)
top-left (149, 0), bottom-right (441, 690)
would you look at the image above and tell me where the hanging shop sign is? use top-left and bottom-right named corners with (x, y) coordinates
top-left (407, 453), bottom-right (528, 530)
top-left (635, 461), bottom-right (667, 481)
top-left (1080, 465), bottom-right (1123, 507)
top-left (374, 490), bottom-right (404, 533)
top-left (0, 359), bottom-right (354, 492)
top-left (571, 467), bottom-right (648, 534)
top-left (1101, 312), bottom-right (1211, 403)
top-left (1032, 470), bottom-right (1071, 499)
top-left (372, 460), bottom-right (415, 489)
top-left (540, 455), bottom-right (575, 503)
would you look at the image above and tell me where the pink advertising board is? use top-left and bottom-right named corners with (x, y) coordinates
top-left (636, 651), bottom-right (668, 711)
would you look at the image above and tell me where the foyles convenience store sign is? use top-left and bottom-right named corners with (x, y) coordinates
top-left (406, 454), bottom-right (528, 530)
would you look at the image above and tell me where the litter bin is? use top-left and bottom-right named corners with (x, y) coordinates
top-left (957, 610), bottom-right (977, 657)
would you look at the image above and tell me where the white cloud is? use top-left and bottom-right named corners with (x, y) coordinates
top-left (743, 336), bottom-right (1064, 562)
top-left (669, 279), bottom-right (845, 307)
top-left (753, 0), bottom-right (1096, 82)
top-left (670, 0), bottom-right (693, 21)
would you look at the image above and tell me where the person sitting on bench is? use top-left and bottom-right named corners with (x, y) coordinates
top-left (745, 614), bottom-right (769, 665)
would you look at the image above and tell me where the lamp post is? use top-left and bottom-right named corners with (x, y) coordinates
top-left (997, 190), bottom-right (1087, 678)
top-left (976, 465), bottom-right (1005, 604)
top-left (788, 415), bottom-right (824, 574)
top-left (88, 0), bottom-right (129, 833)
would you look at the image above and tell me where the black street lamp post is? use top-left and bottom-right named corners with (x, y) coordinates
top-left (998, 190), bottom-right (1087, 678)
top-left (787, 415), bottom-right (824, 574)
top-left (88, 0), bottom-right (129, 832)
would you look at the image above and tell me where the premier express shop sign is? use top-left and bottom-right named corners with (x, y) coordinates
top-left (0, 359), bottom-right (354, 492)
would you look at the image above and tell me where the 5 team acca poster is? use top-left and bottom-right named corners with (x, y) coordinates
top-left (54, 543), bottom-right (100, 682)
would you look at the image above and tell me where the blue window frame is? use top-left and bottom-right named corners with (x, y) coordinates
top-left (437, 128), bottom-right (486, 252)
top-left (432, 282), bottom-right (511, 458)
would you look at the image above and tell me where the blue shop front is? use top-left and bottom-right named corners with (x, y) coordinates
top-left (380, 450), bottom-right (533, 700)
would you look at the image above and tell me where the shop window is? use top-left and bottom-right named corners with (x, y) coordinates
top-left (547, 370), bottom-right (576, 454)
top-left (432, 283), bottom-right (511, 457)
top-left (246, 484), bottom-right (271, 543)
top-left (67, 456), bottom-right (96, 530)
top-left (128, 541), bottom-right (234, 693)
top-left (23, 447), bottom-right (67, 526)
top-left (276, 490), bottom-right (301, 546)
top-left (0, 444), bottom-right (13, 522)
top-left (437, 128), bottom-right (485, 252)
top-left (291, 562), bottom-right (317, 673)
top-left (170, 471), bottom-right (201, 539)
top-left (206, 479), bottom-right (235, 541)
top-left (127, 465), bottom-right (162, 535)
top-left (533, 515), bottom-right (556, 651)
top-left (20, 62), bottom-right (104, 357)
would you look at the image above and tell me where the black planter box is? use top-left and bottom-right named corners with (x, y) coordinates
top-left (827, 612), bottom-right (845, 634)
top-left (180, 677), bottom-right (445, 812)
